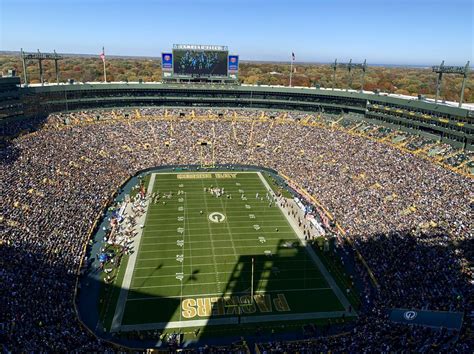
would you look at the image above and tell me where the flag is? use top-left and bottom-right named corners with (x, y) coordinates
top-left (292, 52), bottom-right (295, 61)
top-left (100, 50), bottom-right (105, 62)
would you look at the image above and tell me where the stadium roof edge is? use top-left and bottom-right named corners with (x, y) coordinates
top-left (22, 82), bottom-right (473, 114)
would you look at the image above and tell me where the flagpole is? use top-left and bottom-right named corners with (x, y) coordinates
top-left (102, 46), bottom-right (107, 83)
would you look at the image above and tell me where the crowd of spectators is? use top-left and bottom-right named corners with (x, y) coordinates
top-left (1, 108), bottom-right (472, 351)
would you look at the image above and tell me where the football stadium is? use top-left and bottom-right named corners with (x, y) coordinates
top-left (2, 2), bottom-right (474, 352)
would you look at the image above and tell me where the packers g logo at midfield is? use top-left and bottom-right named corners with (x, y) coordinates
top-left (208, 212), bottom-right (226, 223)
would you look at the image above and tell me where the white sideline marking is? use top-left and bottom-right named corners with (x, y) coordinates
top-left (110, 173), bottom-right (156, 332)
top-left (256, 171), bottom-right (353, 313)
top-left (111, 171), bottom-right (353, 333)
top-left (132, 276), bottom-right (324, 289)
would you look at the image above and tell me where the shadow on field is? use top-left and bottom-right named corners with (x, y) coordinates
top-left (76, 236), bottom-right (347, 349)
top-left (5, 220), bottom-right (471, 352)
top-left (78, 264), bottom-right (181, 348)
top-left (196, 238), bottom-right (348, 339)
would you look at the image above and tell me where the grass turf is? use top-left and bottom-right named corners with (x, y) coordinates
top-left (114, 171), bottom-right (345, 330)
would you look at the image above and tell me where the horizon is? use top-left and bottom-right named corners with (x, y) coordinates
top-left (0, 50), bottom-right (470, 69)
top-left (1, 0), bottom-right (473, 66)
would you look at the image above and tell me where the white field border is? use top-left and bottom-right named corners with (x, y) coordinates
top-left (110, 171), bottom-right (354, 333)
top-left (110, 173), bottom-right (156, 332)
top-left (256, 171), bottom-right (353, 313)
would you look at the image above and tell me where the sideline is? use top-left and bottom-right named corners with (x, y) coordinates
top-left (256, 172), bottom-right (354, 314)
top-left (110, 173), bottom-right (156, 332)
top-left (280, 174), bottom-right (379, 288)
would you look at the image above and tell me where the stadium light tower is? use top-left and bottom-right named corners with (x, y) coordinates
top-left (331, 59), bottom-right (367, 92)
top-left (346, 59), bottom-right (353, 91)
top-left (432, 60), bottom-right (470, 107)
top-left (37, 49), bottom-right (44, 84)
top-left (356, 59), bottom-right (367, 93)
top-left (20, 49), bottom-right (63, 86)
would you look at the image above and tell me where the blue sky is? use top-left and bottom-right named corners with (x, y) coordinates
top-left (1, 0), bottom-right (472, 65)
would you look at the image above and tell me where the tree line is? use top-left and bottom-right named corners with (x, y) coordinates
top-left (0, 55), bottom-right (472, 102)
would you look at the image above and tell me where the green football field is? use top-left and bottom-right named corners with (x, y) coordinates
top-left (110, 171), bottom-right (348, 332)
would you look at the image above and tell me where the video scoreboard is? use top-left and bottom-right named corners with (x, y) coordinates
top-left (174, 49), bottom-right (228, 76)
top-left (162, 44), bottom-right (239, 82)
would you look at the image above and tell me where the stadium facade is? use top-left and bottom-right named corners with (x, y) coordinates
top-left (2, 70), bottom-right (473, 351)
top-left (1, 77), bottom-right (473, 151)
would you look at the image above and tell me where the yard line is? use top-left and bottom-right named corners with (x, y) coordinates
top-left (184, 188), bottom-right (197, 299)
top-left (214, 178), bottom-right (240, 262)
top-left (141, 231), bottom-right (294, 240)
top-left (144, 214), bottom-right (284, 222)
top-left (134, 259), bottom-right (315, 270)
top-left (142, 225), bottom-right (285, 232)
top-left (200, 179), bottom-right (222, 293)
top-left (132, 277), bottom-right (325, 290)
top-left (139, 245), bottom-right (267, 253)
top-left (146, 195), bottom-right (270, 201)
top-left (146, 206), bottom-right (283, 211)
top-left (141, 237), bottom-right (293, 246)
top-left (133, 281), bottom-right (220, 290)
top-left (134, 271), bottom-right (323, 280)
top-left (153, 171), bottom-right (259, 175)
top-left (145, 214), bottom-right (285, 222)
top-left (178, 191), bottom-right (186, 324)
top-left (138, 251), bottom-right (291, 261)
